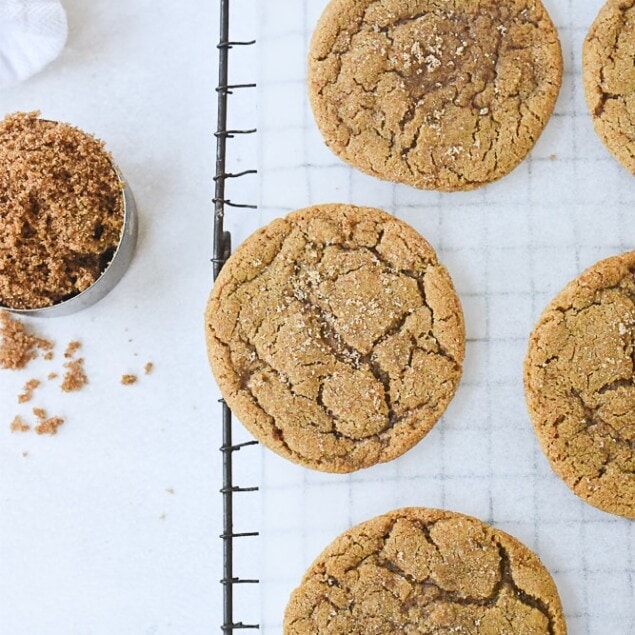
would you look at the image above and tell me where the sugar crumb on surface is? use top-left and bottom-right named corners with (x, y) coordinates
top-left (10, 416), bottom-right (30, 433)
top-left (144, 362), bottom-right (154, 375)
top-left (0, 311), bottom-right (53, 370)
top-left (121, 374), bottom-right (137, 385)
top-left (64, 340), bottom-right (81, 358)
top-left (18, 378), bottom-right (41, 403)
top-left (35, 416), bottom-right (64, 436)
top-left (61, 357), bottom-right (88, 392)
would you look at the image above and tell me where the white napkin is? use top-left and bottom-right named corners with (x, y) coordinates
top-left (0, 0), bottom-right (67, 90)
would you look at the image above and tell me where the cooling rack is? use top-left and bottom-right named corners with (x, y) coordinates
top-left (217, 1), bottom-right (635, 633)
top-left (214, 0), bottom-right (259, 631)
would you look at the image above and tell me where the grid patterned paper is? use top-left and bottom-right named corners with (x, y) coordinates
top-left (229, 0), bottom-right (635, 632)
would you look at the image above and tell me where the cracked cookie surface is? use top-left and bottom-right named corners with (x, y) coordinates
top-left (205, 205), bottom-right (464, 473)
top-left (584, 0), bottom-right (635, 174)
top-left (284, 508), bottom-right (567, 634)
top-left (525, 252), bottom-right (635, 518)
top-left (308, 0), bottom-right (562, 192)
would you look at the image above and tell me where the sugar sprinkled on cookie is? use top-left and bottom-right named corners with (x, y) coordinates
top-left (525, 251), bottom-right (635, 518)
top-left (284, 508), bottom-right (567, 634)
top-left (584, 0), bottom-right (635, 175)
top-left (308, 0), bottom-right (562, 191)
top-left (205, 204), bottom-right (465, 473)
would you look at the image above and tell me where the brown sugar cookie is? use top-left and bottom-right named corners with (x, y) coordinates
top-left (308, 0), bottom-right (562, 192)
top-left (205, 204), bottom-right (464, 473)
top-left (284, 508), bottom-right (567, 634)
top-left (584, 0), bottom-right (635, 174)
top-left (525, 252), bottom-right (635, 518)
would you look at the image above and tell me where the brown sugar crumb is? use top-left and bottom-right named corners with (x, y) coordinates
top-left (0, 112), bottom-right (125, 310)
top-left (61, 358), bottom-right (88, 392)
top-left (47, 372), bottom-right (58, 380)
top-left (121, 374), bottom-right (137, 385)
top-left (549, 153), bottom-right (557, 161)
top-left (0, 311), bottom-right (53, 370)
top-left (32, 407), bottom-right (64, 435)
top-left (44, 351), bottom-right (54, 360)
top-left (64, 340), bottom-right (81, 358)
top-left (10, 416), bottom-right (30, 433)
top-left (144, 362), bottom-right (154, 375)
top-left (35, 416), bottom-right (64, 436)
top-left (18, 378), bottom-right (41, 403)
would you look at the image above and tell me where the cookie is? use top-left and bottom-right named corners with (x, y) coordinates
top-left (525, 252), bottom-right (635, 518)
top-left (205, 204), bottom-right (464, 473)
top-left (284, 508), bottom-right (567, 634)
top-left (583, 0), bottom-right (635, 174)
top-left (308, 0), bottom-right (562, 192)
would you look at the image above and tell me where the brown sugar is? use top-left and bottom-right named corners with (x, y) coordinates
top-left (61, 358), bottom-right (88, 392)
top-left (0, 311), bottom-right (53, 370)
top-left (10, 416), bottom-right (30, 433)
top-left (32, 407), bottom-right (64, 435)
top-left (35, 416), bottom-right (64, 436)
top-left (47, 372), bottom-right (58, 380)
top-left (144, 362), bottom-right (154, 375)
top-left (121, 374), bottom-right (137, 385)
top-left (18, 378), bottom-right (41, 403)
top-left (64, 341), bottom-right (81, 358)
top-left (0, 112), bottom-right (125, 309)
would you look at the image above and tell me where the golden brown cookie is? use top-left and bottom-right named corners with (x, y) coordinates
top-left (525, 252), bottom-right (635, 518)
top-left (584, 0), bottom-right (635, 174)
top-left (205, 204), bottom-right (464, 473)
top-left (284, 508), bottom-right (567, 634)
top-left (308, 0), bottom-right (563, 192)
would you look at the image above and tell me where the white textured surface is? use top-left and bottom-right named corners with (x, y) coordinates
top-left (0, 2), bottom-right (222, 634)
top-left (242, 0), bottom-right (635, 634)
top-left (0, 0), bottom-right (67, 90)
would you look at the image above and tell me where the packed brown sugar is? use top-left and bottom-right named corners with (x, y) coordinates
top-left (0, 112), bottom-right (124, 309)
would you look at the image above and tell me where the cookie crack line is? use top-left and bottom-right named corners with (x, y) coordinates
top-left (216, 300), bottom-right (458, 455)
top-left (221, 306), bottom-right (451, 455)
top-left (309, 0), bottom-right (562, 190)
top-left (288, 513), bottom-right (559, 633)
top-left (526, 252), bottom-right (635, 516)
top-left (569, 389), bottom-right (635, 457)
top-left (584, 0), bottom-right (635, 171)
top-left (207, 205), bottom-right (464, 472)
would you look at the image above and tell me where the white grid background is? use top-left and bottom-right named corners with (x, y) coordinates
top-left (224, 0), bottom-right (635, 632)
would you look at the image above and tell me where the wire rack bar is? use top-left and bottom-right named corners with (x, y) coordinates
top-left (215, 0), bottom-right (259, 632)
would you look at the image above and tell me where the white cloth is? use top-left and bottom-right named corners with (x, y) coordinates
top-left (0, 0), bottom-right (67, 90)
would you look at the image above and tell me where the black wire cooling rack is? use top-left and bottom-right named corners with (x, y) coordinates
top-left (214, 0), bottom-right (259, 632)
